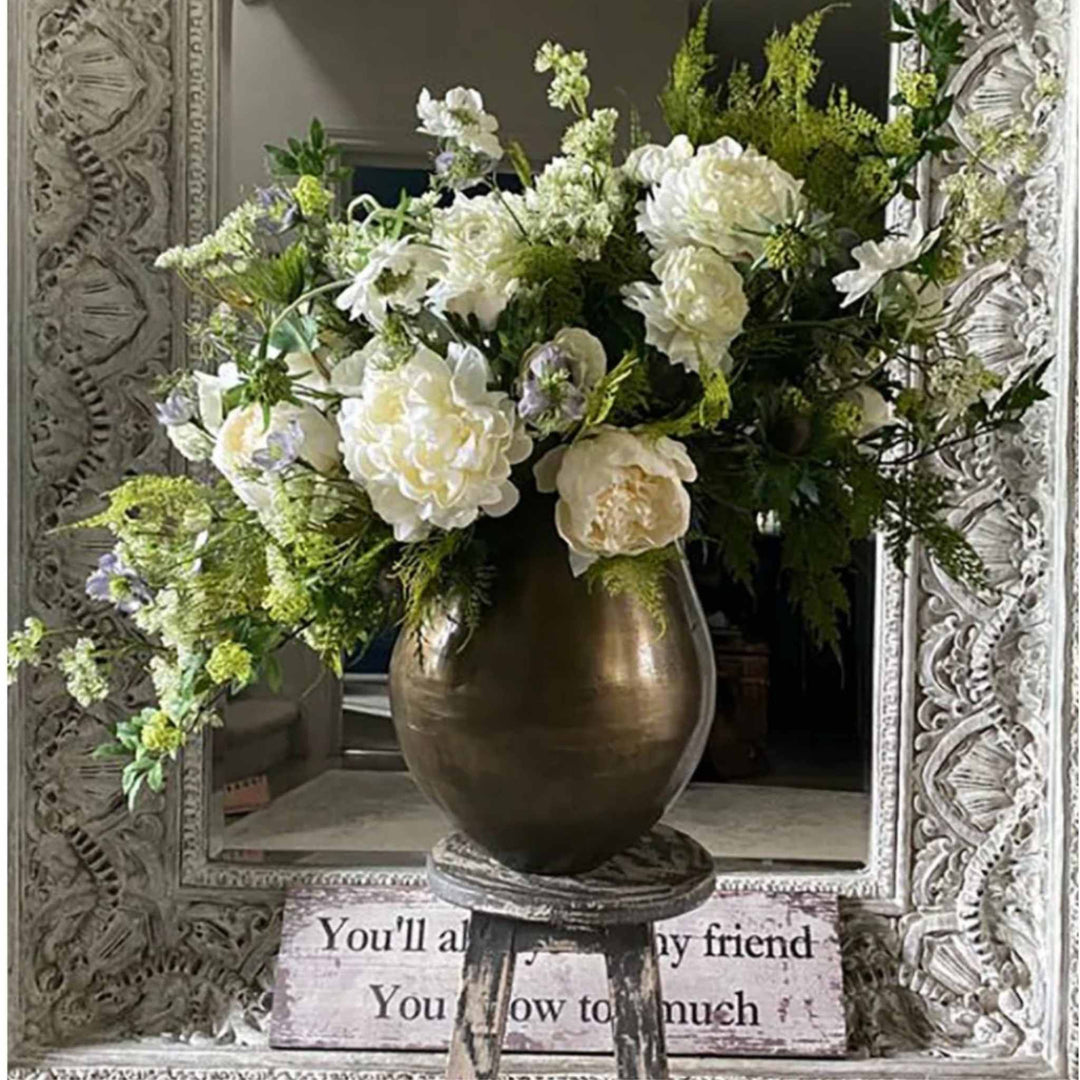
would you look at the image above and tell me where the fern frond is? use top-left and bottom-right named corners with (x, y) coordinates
top-left (584, 546), bottom-right (680, 632)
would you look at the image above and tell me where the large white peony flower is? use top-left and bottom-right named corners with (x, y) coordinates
top-left (832, 220), bottom-right (942, 308)
top-left (638, 137), bottom-right (804, 261)
top-left (427, 192), bottom-right (525, 328)
top-left (212, 402), bottom-right (342, 513)
top-left (623, 245), bottom-right (749, 374)
top-left (416, 86), bottom-right (503, 160)
top-left (338, 342), bottom-right (532, 541)
top-left (336, 236), bottom-right (444, 328)
top-left (534, 427), bottom-right (697, 575)
top-left (622, 135), bottom-right (694, 187)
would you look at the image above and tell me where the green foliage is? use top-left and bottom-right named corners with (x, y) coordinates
top-left (639, 366), bottom-right (732, 438)
top-left (583, 546), bottom-right (680, 632)
top-left (659, 3), bottom-right (719, 144)
top-left (393, 527), bottom-right (495, 644)
top-left (265, 118), bottom-right (351, 183)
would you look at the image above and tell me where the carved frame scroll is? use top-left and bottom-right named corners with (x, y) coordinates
top-left (7, 0), bottom-right (1079, 1075)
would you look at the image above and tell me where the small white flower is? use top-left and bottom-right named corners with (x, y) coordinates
top-left (212, 402), bottom-right (342, 513)
top-left (417, 86), bottom-right (503, 160)
top-left (623, 245), bottom-right (749, 374)
top-left (338, 343), bottom-right (532, 541)
top-left (534, 427), bottom-right (697, 576)
top-left (622, 135), bottom-right (694, 186)
top-left (336, 236), bottom-right (444, 328)
top-left (832, 221), bottom-right (942, 308)
top-left (847, 385), bottom-right (893, 436)
top-left (638, 137), bottom-right (804, 261)
top-left (525, 155), bottom-right (627, 261)
top-left (428, 192), bottom-right (525, 329)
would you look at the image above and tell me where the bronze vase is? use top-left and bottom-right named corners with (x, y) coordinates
top-left (389, 495), bottom-right (717, 874)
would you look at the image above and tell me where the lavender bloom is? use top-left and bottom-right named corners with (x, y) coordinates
top-left (86, 552), bottom-right (151, 614)
top-left (156, 388), bottom-right (196, 427)
top-left (254, 185), bottom-right (299, 234)
top-left (517, 343), bottom-right (587, 431)
top-left (251, 419), bottom-right (304, 473)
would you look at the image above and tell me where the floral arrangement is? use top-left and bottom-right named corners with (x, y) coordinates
top-left (9, 4), bottom-right (1049, 805)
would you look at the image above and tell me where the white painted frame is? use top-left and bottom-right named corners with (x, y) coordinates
top-left (7, 0), bottom-right (1078, 1075)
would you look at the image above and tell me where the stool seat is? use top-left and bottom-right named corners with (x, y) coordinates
top-left (428, 825), bottom-right (715, 928)
top-left (428, 826), bottom-right (716, 1079)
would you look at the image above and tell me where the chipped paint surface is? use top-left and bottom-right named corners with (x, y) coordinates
top-left (271, 888), bottom-right (845, 1057)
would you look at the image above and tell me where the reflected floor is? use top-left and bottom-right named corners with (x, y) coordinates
top-left (219, 769), bottom-right (869, 866)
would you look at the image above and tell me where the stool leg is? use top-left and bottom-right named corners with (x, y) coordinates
top-left (446, 912), bottom-right (518, 1080)
top-left (603, 923), bottom-right (668, 1080)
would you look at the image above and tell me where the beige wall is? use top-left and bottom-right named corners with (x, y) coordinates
top-left (222, 0), bottom-right (689, 201)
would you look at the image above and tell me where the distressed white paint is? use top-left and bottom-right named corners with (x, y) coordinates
top-left (270, 887), bottom-right (845, 1057)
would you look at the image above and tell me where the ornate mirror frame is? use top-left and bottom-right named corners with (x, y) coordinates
top-left (8, 0), bottom-right (1078, 1076)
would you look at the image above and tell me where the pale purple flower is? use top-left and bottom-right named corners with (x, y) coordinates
top-left (517, 343), bottom-right (587, 429)
top-left (86, 552), bottom-right (151, 614)
top-left (156, 388), bottom-right (196, 427)
top-left (251, 419), bottom-right (304, 473)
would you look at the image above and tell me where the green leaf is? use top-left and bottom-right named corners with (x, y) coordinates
top-left (506, 141), bottom-right (533, 189)
top-left (146, 759), bottom-right (165, 793)
top-left (269, 312), bottom-right (319, 356)
top-left (92, 742), bottom-right (129, 760)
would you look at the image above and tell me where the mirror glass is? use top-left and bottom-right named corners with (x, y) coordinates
top-left (209, 0), bottom-right (891, 871)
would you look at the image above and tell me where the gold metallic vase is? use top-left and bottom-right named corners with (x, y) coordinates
top-left (389, 496), bottom-right (717, 874)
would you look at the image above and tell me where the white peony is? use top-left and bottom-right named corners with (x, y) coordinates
top-left (427, 192), bottom-right (525, 328)
top-left (638, 137), bottom-right (804, 261)
top-left (416, 86), bottom-right (503, 160)
top-left (832, 220), bottom-right (942, 308)
top-left (336, 236), bottom-right (444, 328)
top-left (623, 245), bottom-right (749, 374)
top-left (534, 427), bottom-right (697, 576)
top-left (338, 342), bottom-right (532, 541)
top-left (212, 402), bottom-right (342, 513)
top-left (622, 135), bottom-right (694, 186)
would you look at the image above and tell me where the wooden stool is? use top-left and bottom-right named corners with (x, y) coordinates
top-left (427, 826), bottom-right (716, 1080)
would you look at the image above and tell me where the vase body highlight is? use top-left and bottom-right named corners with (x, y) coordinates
top-left (389, 500), bottom-right (717, 874)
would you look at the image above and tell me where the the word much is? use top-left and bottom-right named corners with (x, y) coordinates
top-left (578, 993), bottom-right (760, 1028)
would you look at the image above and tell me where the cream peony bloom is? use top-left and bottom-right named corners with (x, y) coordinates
top-left (212, 402), bottom-right (342, 513)
top-left (623, 245), bottom-right (749, 374)
top-left (622, 135), bottom-right (694, 186)
top-left (638, 137), bottom-right (804, 261)
top-left (832, 220), bottom-right (942, 308)
top-left (416, 86), bottom-right (503, 160)
top-left (534, 427), bottom-right (697, 576)
top-left (427, 192), bottom-right (525, 328)
top-left (336, 236), bottom-right (444, 328)
top-left (338, 343), bottom-right (532, 541)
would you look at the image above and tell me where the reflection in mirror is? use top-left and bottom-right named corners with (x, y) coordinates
top-left (210, 0), bottom-right (891, 871)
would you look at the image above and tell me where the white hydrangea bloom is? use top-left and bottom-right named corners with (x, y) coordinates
top-left (337, 343), bottom-right (532, 541)
top-left (638, 137), bottom-right (804, 261)
top-left (623, 245), bottom-right (749, 374)
top-left (525, 155), bottom-right (627, 261)
top-left (534, 427), bottom-right (697, 576)
top-left (428, 192), bottom-right (525, 328)
top-left (622, 135), bottom-right (694, 186)
top-left (832, 220), bottom-right (941, 308)
top-left (335, 236), bottom-right (445, 328)
top-left (416, 86), bottom-right (503, 160)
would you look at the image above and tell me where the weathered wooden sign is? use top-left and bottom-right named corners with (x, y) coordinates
top-left (270, 886), bottom-right (845, 1057)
